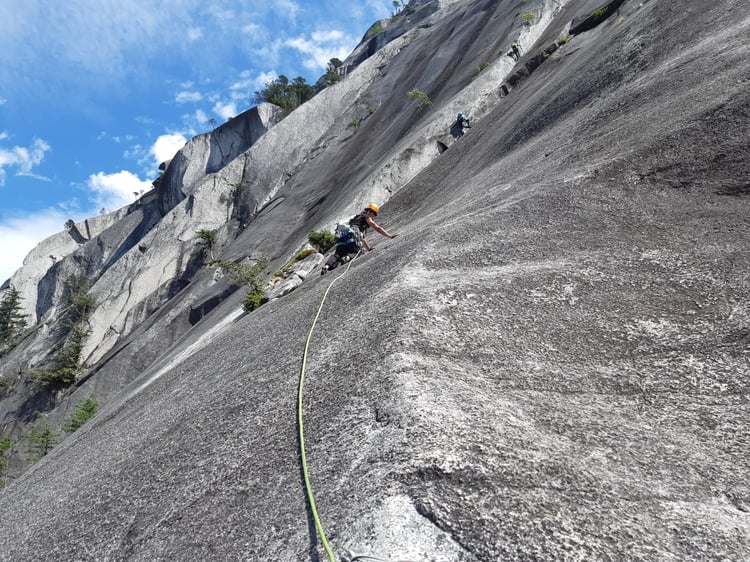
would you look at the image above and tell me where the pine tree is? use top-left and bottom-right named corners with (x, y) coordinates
top-left (24, 416), bottom-right (60, 462)
top-left (254, 75), bottom-right (316, 114)
top-left (0, 437), bottom-right (15, 487)
top-left (63, 396), bottom-right (99, 433)
top-left (0, 286), bottom-right (27, 355)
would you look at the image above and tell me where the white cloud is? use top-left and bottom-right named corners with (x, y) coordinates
top-left (276, 0), bottom-right (301, 24)
top-left (241, 23), bottom-right (261, 36)
top-left (214, 101), bottom-right (237, 121)
top-left (285, 30), bottom-right (357, 71)
top-left (312, 30), bottom-right (345, 42)
top-left (0, 208), bottom-right (72, 284)
top-left (150, 134), bottom-right (187, 166)
top-left (176, 90), bottom-right (204, 104)
top-left (0, 137), bottom-right (51, 185)
top-left (0, 98), bottom-right (6, 105)
top-left (255, 71), bottom-right (278, 90)
top-left (87, 171), bottom-right (152, 212)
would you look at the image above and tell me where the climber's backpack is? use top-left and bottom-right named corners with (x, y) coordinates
top-left (334, 222), bottom-right (363, 255)
top-left (334, 223), bottom-right (354, 243)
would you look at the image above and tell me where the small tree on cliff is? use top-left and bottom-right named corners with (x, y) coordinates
top-left (196, 229), bottom-right (219, 260)
top-left (24, 415), bottom-right (60, 462)
top-left (0, 286), bottom-right (28, 356)
top-left (254, 75), bottom-right (316, 114)
top-left (32, 275), bottom-right (97, 390)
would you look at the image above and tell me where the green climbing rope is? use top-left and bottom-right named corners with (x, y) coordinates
top-left (298, 256), bottom-right (358, 562)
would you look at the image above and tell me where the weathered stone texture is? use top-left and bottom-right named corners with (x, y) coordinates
top-left (0, 0), bottom-right (748, 561)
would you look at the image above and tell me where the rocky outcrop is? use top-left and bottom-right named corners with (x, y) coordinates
top-left (5, 209), bottom-right (130, 325)
top-left (157, 102), bottom-right (284, 214)
top-left (344, 0), bottom-right (440, 73)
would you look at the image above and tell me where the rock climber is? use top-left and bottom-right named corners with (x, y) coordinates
top-left (509, 41), bottom-right (521, 61)
top-left (452, 111), bottom-right (472, 138)
top-left (321, 203), bottom-right (398, 274)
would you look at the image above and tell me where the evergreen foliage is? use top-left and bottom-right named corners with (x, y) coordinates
top-left (24, 416), bottom-right (60, 462)
top-left (254, 75), bottom-right (316, 114)
top-left (63, 396), bottom-right (99, 433)
top-left (61, 276), bottom-right (96, 324)
top-left (0, 437), bottom-right (14, 487)
top-left (207, 257), bottom-right (268, 314)
top-left (367, 24), bottom-right (384, 38)
top-left (209, 257), bottom-right (268, 287)
top-left (0, 286), bottom-right (28, 356)
top-left (0, 375), bottom-right (15, 395)
top-left (34, 325), bottom-right (89, 389)
top-left (308, 230), bottom-right (335, 253)
top-left (196, 229), bottom-right (219, 260)
top-left (242, 285), bottom-right (265, 313)
top-left (32, 275), bottom-right (97, 390)
top-left (321, 58), bottom-right (344, 88)
top-left (407, 89), bottom-right (432, 109)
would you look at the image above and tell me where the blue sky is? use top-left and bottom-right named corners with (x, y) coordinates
top-left (0, 0), bottom-right (392, 284)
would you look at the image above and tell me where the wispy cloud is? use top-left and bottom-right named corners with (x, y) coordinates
top-left (0, 2), bottom-right (271, 99)
top-left (214, 101), bottom-right (238, 121)
top-left (176, 91), bottom-right (204, 104)
top-left (0, 137), bottom-right (51, 186)
top-left (187, 27), bottom-right (204, 41)
top-left (87, 171), bottom-right (153, 213)
top-left (276, 0), bottom-right (301, 25)
top-left (0, 130), bottom-right (186, 282)
top-left (0, 208), bottom-right (72, 284)
top-left (0, 0), bottom-right (395, 282)
top-left (285, 29), bottom-right (357, 71)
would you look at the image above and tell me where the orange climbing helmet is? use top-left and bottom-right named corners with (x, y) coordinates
top-left (365, 203), bottom-right (379, 216)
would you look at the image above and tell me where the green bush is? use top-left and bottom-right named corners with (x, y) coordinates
top-left (209, 257), bottom-right (268, 314)
top-left (367, 24), bottom-right (383, 38)
top-left (351, 117), bottom-right (361, 129)
top-left (64, 396), bottom-right (99, 433)
top-left (243, 285), bottom-right (265, 313)
top-left (407, 89), bottom-right (432, 109)
top-left (559, 35), bottom-right (570, 44)
top-left (208, 257), bottom-right (269, 286)
top-left (521, 11), bottom-right (534, 22)
top-left (308, 230), bottom-right (335, 253)
top-left (592, 7), bottom-right (608, 19)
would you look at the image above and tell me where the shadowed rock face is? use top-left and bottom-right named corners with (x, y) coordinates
top-left (0, 0), bottom-right (748, 560)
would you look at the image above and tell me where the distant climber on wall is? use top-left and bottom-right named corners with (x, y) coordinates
top-left (451, 111), bottom-right (472, 138)
top-left (321, 203), bottom-right (398, 274)
top-left (508, 41), bottom-right (521, 61)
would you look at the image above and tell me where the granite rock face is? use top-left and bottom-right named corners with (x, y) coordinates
top-left (0, 0), bottom-right (748, 561)
top-left (156, 102), bottom-right (284, 214)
